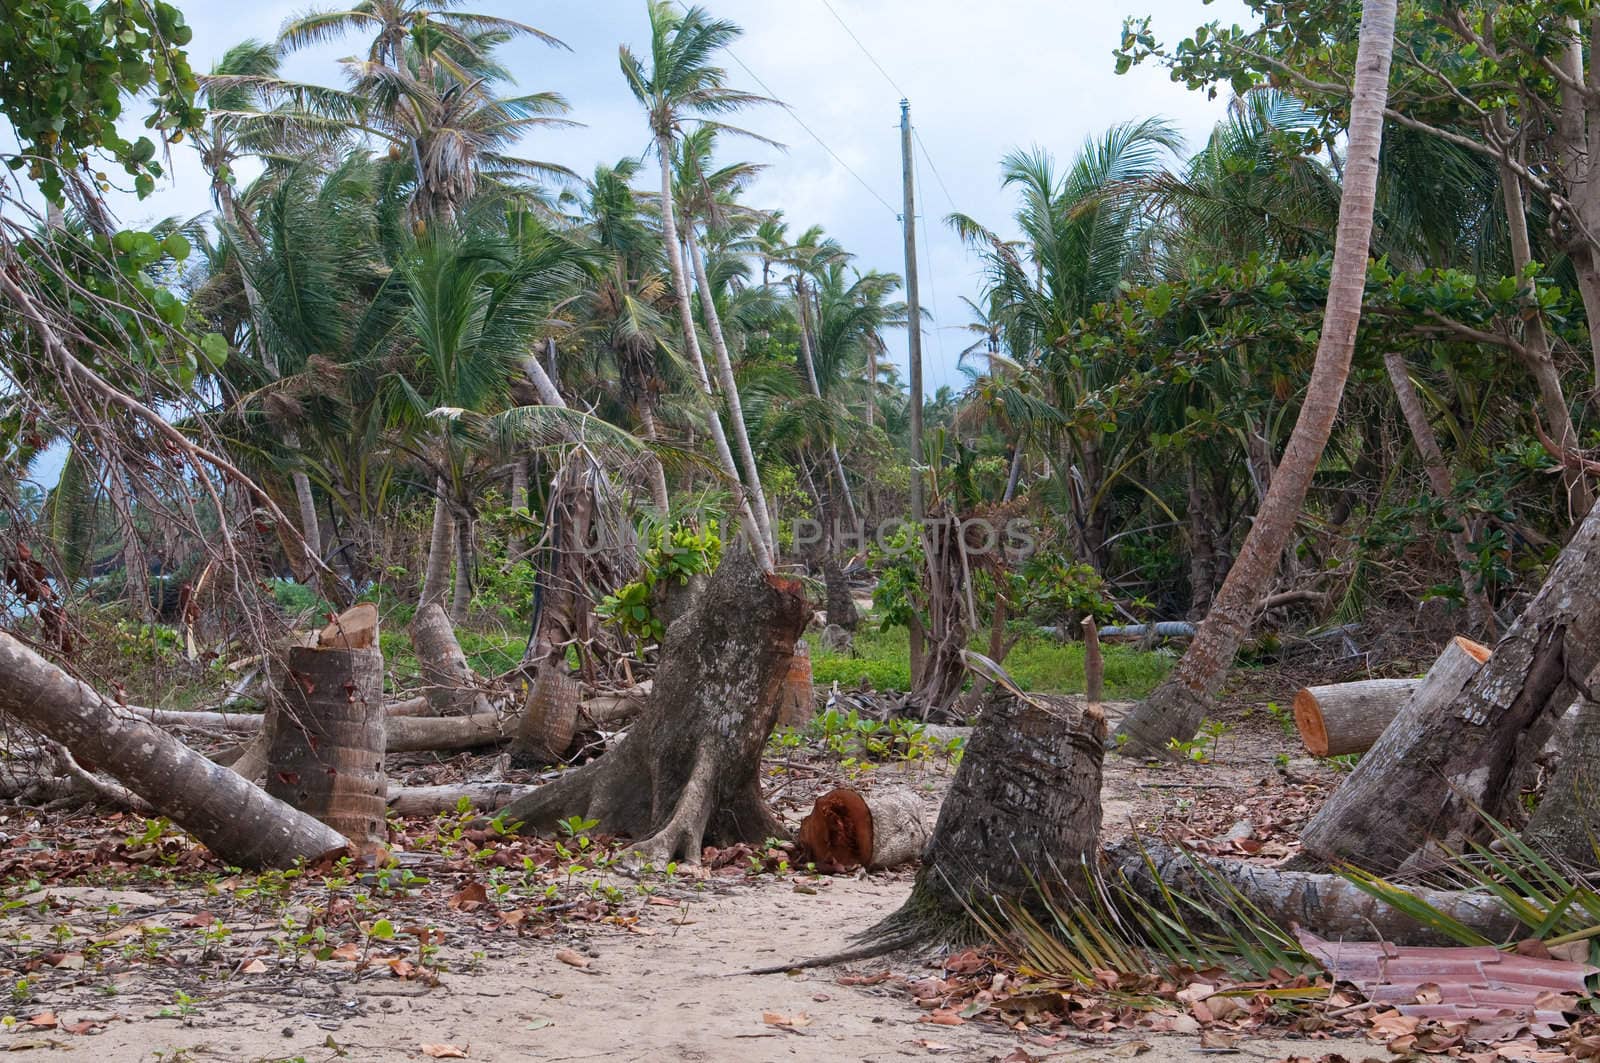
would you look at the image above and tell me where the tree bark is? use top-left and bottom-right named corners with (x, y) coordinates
top-left (908, 513), bottom-right (976, 722)
top-left (1113, 0), bottom-right (1397, 757)
top-left (637, 403), bottom-right (672, 515)
top-left (686, 224), bottom-right (776, 556)
top-left (1108, 840), bottom-right (1519, 946)
top-left (0, 631), bottom-right (346, 869)
top-left (654, 130), bottom-right (772, 571)
top-left (1525, 695), bottom-right (1600, 866)
top-left (1300, 495), bottom-right (1600, 871)
top-left (410, 603), bottom-right (492, 716)
top-left (450, 514), bottom-right (473, 621)
top-left (418, 481), bottom-right (454, 610)
top-left (266, 638), bottom-right (387, 849)
top-left (864, 692), bottom-right (1105, 944)
top-left (496, 544), bottom-right (808, 862)
top-left (1293, 637), bottom-right (1491, 757)
top-left (1382, 352), bottom-right (1495, 634)
top-left (823, 558), bottom-right (859, 631)
top-left (509, 457), bottom-right (528, 560)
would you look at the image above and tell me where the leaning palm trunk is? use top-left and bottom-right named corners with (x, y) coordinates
top-left (418, 481), bottom-right (454, 609)
top-left (1113, 0), bottom-right (1398, 757)
top-left (654, 130), bottom-right (772, 571)
top-left (0, 631), bottom-right (346, 869)
top-left (1383, 351), bottom-right (1494, 635)
top-left (685, 225), bottom-right (776, 554)
top-left (637, 403), bottom-right (672, 514)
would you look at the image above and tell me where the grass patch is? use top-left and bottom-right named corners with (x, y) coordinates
top-left (811, 625), bottom-right (1171, 699)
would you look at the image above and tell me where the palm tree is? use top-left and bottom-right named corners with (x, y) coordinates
top-left (620, 0), bottom-right (776, 569)
top-left (280, 0), bottom-right (559, 72)
top-left (951, 118), bottom-right (1182, 567)
top-left (1113, 0), bottom-right (1400, 756)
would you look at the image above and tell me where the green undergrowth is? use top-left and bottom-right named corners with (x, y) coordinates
top-left (811, 625), bottom-right (1172, 699)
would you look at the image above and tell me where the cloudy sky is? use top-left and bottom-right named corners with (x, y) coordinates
top-left (116, 0), bottom-right (1255, 396)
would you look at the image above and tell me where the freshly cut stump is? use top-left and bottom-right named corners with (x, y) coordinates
top-left (496, 544), bottom-right (809, 863)
top-left (1294, 636), bottom-right (1490, 757)
top-left (267, 617), bottom-right (387, 850)
top-left (797, 787), bottom-right (928, 872)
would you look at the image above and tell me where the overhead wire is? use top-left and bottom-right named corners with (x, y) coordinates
top-left (669, 0), bottom-right (900, 218)
top-left (816, 0), bottom-right (907, 98)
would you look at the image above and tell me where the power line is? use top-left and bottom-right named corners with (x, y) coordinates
top-left (669, 0), bottom-right (900, 218)
top-left (816, 0), bottom-right (907, 99)
top-left (913, 128), bottom-right (959, 214)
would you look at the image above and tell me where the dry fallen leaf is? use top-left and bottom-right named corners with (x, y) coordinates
top-left (762, 1011), bottom-right (812, 1028)
top-left (24, 1011), bottom-right (58, 1029)
top-left (919, 1009), bottom-right (965, 1027)
top-left (329, 942), bottom-right (361, 962)
top-left (448, 881), bottom-right (489, 911)
top-left (420, 1044), bottom-right (469, 1058)
top-left (912, 1039), bottom-right (959, 1054)
top-left (389, 957), bottom-right (416, 979)
top-left (239, 958), bottom-right (268, 974)
top-left (555, 948), bottom-right (590, 969)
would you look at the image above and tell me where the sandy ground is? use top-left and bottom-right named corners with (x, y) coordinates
top-left (9, 873), bottom-right (1377, 1063)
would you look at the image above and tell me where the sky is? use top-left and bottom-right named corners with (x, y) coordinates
top-left (110, 0), bottom-right (1257, 398)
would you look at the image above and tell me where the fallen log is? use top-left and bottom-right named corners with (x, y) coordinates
top-left (1293, 636), bottom-right (1491, 757)
top-left (0, 631), bottom-right (346, 869)
top-left (1108, 839), bottom-right (1520, 946)
top-left (386, 710), bottom-right (507, 753)
top-left (795, 787), bottom-right (929, 872)
top-left (386, 782), bottom-right (540, 817)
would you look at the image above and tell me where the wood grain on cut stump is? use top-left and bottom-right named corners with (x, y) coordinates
top-left (1293, 637), bottom-right (1490, 757)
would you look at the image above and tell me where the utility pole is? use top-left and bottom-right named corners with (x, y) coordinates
top-left (900, 98), bottom-right (926, 689)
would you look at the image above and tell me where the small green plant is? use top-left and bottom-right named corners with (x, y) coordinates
top-left (598, 519), bottom-right (723, 643)
top-left (1264, 701), bottom-right (1297, 737)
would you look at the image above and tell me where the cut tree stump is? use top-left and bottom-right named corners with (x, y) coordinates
top-left (1300, 495), bottom-right (1600, 871)
top-left (1294, 637), bottom-right (1491, 757)
top-left (776, 639), bottom-right (814, 729)
top-left (796, 787), bottom-right (929, 872)
top-left (866, 691), bottom-right (1105, 944)
top-left (513, 664), bottom-right (581, 764)
top-left (495, 544), bottom-right (809, 862)
top-left (266, 606), bottom-right (388, 850)
top-left (0, 632), bottom-right (345, 869)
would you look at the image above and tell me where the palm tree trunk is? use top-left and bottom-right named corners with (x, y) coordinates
top-left (509, 458), bottom-right (528, 560)
top-left (794, 278), bottom-right (860, 528)
top-left (1113, 0), bottom-right (1398, 758)
top-left (638, 404), bottom-right (672, 514)
top-left (418, 480), bottom-right (454, 609)
top-left (1383, 351), bottom-right (1495, 635)
top-left (685, 224), bottom-right (776, 553)
top-left (451, 513), bottom-right (473, 621)
top-left (654, 131), bottom-right (772, 571)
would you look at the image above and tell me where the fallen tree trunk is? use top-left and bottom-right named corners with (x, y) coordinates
top-left (496, 544), bottom-right (809, 862)
top-left (0, 631), bottom-right (346, 869)
top-left (1107, 840), bottom-right (1520, 946)
top-left (1300, 495), bottom-right (1600, 871)
top-left (1293, 637), bottom-right (1490, 757)
top-left (387, 781), bottom-right (540, 817)
top-left (266, 613), bottom-right (387, 849)
top-left (386, 710), bottom-right (507, 753)
top-left (1524, 694), bottom-right (1600, 866)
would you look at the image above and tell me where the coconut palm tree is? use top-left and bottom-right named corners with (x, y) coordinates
top-left (280, 0), bottom-right (559, 72)
top-left (620, 0), bottom-right (776, 569)
top-left (1113, 0), bottom-right (1400, 756)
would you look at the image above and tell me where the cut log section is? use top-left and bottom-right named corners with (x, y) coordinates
top-left (266, 606), bottom-right (388, 849)
top-left (796, 787), bottom-right (930, 872)
top-left (1293, 636), bottom-right (1491, 757)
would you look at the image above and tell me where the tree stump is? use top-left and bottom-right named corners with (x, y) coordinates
top-left (513, 664), bottom-right (580, 763)
top-left (267, 608), bottom-right (387, 851)
top-left (496, 544), bottom-right (809, 862)
top-left (865, 691), bottom-right (1105, 944)
top-left (1300, 496), bottom-right (1600, 871)
top-left (776, 639), bottom-right (814, 729)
